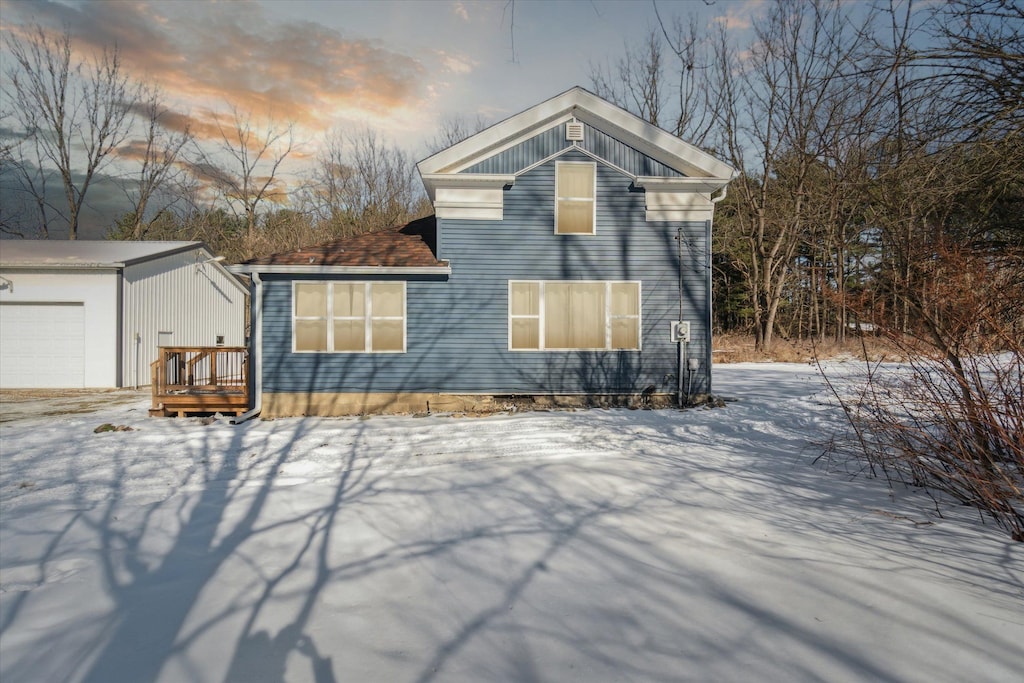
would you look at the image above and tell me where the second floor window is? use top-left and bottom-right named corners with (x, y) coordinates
top-left (555, 161), bottom-right (596, 234)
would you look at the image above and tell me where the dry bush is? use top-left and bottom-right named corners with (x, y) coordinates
top-left (713, 333), bottom-right (901, 364)
top-left (821, 246), bottom-right (1024, 540)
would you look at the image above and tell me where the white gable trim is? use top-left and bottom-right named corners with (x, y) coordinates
top-left (513, 143), bottom-right (632, 180)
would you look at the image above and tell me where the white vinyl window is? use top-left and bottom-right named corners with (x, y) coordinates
top-left (555, 161), bottom-right (596, 234)
top-left (293, 282), bottom-right (405, 353)
top-left (509, 281), bottom-right (641, 351)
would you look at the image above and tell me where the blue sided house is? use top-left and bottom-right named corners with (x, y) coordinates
top-left (235, 87), bottom-right (735, 416)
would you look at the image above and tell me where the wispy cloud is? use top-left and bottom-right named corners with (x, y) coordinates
top-left (452, 1), bottom-right (471, 22)
top-left (2, 1), bottom-right (430, 134)
top-left (711, 0), bottom-right (766, 32)
top-left (436, 50), bottom-right (476, 75)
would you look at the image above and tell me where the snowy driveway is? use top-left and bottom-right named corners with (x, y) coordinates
top-left (1, 364), bottom-right (1021, 682)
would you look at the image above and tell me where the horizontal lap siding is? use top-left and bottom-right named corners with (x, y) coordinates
top-left (261, 274), bottom-right (462, 393)
top-left (263, 149), bottom-right (711, 395)
top-left (581, 126), bottom-right (683, 177)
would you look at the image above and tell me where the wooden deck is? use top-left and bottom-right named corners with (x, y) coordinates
top-left (149, 346), bottom-right (250, 417)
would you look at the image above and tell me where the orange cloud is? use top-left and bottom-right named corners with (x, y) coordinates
top-left (2, 1), bottom-right (429, 134)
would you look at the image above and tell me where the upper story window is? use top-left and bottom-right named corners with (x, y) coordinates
top-left (555, 161), bottom-right (596, 234)
top-left (293, 282), bottom-right (405, 353)
top-left (509, 280), bottom-right (641, 351)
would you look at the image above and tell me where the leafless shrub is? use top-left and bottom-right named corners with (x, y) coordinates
top-left (822, 246), bottom-right (1024, 540)
top-left (713, 332), bottom-right (901, 364)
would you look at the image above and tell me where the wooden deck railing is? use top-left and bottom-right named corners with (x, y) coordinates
top-left (150, 346), bottom-right (250, 417)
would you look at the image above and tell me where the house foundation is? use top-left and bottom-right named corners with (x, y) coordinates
top-left (260, 391), bottom-right (683, 417)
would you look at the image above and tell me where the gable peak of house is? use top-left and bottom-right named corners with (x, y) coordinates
top-left (418, 86), bottom-right (735, 184)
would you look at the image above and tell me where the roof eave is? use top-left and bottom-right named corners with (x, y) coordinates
top-left (231, 264), bottom-right (452, 276)
top-left (0, 262), bottom-right (126, 269)
top-left (120, 242), bottom-right (204, 266)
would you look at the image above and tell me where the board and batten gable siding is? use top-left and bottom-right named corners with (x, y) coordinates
top-left (122, 250), bottom-right (247, 388)
top-left (261, 148), bottom-right (710, 396)
top-left (461, 122), bottom-right (684, 178)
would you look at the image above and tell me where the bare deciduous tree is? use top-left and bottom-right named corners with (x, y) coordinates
top-left (928, 0), bottom-right (1024, 139)
top-left (303, 128), bottom-right (421, 235)
top-left (425, 113), bottom-right (490, 154)
top-left (589, 30), bottom-right (666, 128)
top-left (590, 17), bottom-right (717, 146)
top-left (710, 0), bottom-right (874, 350)
top-left (2, 25), bottom-right (139, 239)
top-left (115, 88), bottom-right (193, 240)
top-left (189, 108), bottom-right (294, 248)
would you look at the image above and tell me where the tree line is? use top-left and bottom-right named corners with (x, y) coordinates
top-left (592, 0), bottom-right (1022, 353)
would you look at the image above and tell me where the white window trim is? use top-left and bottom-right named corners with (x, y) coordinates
top-left (292, 281), bottom-right (406, 354)
top-left (554, 160), bottom-right (597, 235)
top-left (508, 280), bottom-right (642, 352)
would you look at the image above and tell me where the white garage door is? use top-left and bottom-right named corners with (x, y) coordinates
top-left (0, 302), bottom-right (86, 388)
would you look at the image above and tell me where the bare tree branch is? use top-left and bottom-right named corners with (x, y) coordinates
top-left (2, 24), bottom-right (139, 239)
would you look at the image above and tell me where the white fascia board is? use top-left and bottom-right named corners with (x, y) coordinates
top-left (421, 173), bottom-right (515, 187)
top-left (634, 177), bottom-right (733, 193)
top-left (208, 262), bottom-right (251, 296)
top-left (120, 242), bottom-right (203, 266)
top-left (231, 264), bottom-right (452, 276)
top-left (646, 208), bottom-right (714, 222)
top-left (435, 206), bottom-right (504, 220)
top-left (0, 263), bottom-right (126, 270)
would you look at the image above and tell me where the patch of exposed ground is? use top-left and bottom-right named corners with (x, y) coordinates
top-left (0, 389), bottom-right (148, 424)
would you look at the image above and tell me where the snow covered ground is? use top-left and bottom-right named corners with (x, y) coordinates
top-left (1, 363), bottom-right (1021, 683)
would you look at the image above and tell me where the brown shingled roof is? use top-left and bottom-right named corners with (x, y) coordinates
top-left (244, 215), bottom-right (443, 268)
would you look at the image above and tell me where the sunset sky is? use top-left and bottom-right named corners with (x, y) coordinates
top-left (0, 0), bottom-right (763, 236)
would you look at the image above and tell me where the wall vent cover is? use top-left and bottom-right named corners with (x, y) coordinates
top-left (566, 120), bottom-right (584, 141)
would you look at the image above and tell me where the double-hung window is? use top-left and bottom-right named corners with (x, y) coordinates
top-left (293, 282), bottom-right (405, 353)
top-left (509, 280), bottom-right (640, 350)
top-left (555, 161), bottom-right (596, 234)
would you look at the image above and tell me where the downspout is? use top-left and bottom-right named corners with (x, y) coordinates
top-left (678, 226), bottom-right (686, 407)
top-left (229, 271), bottom-right (262, 424)
top-left (116, 268), bottom-right (124, 388)
top-left (707, 185), bottom-right (728, 397)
